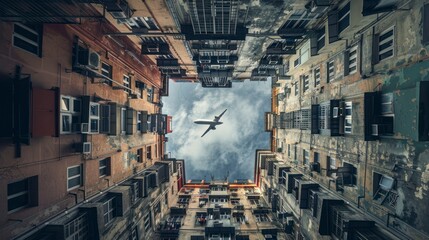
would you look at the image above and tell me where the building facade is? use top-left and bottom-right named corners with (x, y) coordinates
top-left (264, 0), bottom-right (429, 239)
top-left (156, 179), bottom-right (287, 240)
top-left (0, 2), bottom-right (176, 239)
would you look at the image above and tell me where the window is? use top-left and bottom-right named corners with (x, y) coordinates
top-left (147, 86), bottom-right (153, 102)
top-left (137, 112), bottom-right (142, 132)
top-left (100, 105), bottom-right (110, 133)
top-left (327, 156), bottom-right (336, 177)
top-left (327, 60), bottom-right (334, 83)
top-left (144, 212), bottom-right (152, 232)
top-left (302, 75), bottom-right (309, 92)
top-left (64, 212), bottom-right (89, 239)
top-left (317, 27), bottom-right (325, 51)
top-left (378, 27), bottom-right (394, 61)
top-left (344, 102), bottom-right (352, 133)
top-left (341, 162), bottom-right (357, 186)
top-left (346, 45), bottom-right (358, 75)
top-left (7, 176), bottom-right (38, 213)
top-left (294, 82), bottom-right (299, 96)
top-left (103, 197), bottom-right (115, 226)
top-left (123, 75), bottom-right (131, 94)
top-left (314, 152), bottom-right (320, 163)
top-left (255, 214), bottom-right (269, 222)
top-left (67, 165), bottom-right (83, 191)
top-left (89, 103), bottom-right (100, 133)
top-left (137, 148), bottom-right (143, 163)
top-left (300, 109), bottom-right (311, 130)
top-left (61, 96), bottom-right (81, 134)
top-left (381, 93), bottom-right (394, 115)
top-left (101, 62), bottom-right (113, 85)
top-left (319, 103), bottom-right (330, 130)
top-left (303, 149), bottom-right (309, 165)
top-left (338, 2), bottom-right (350, 33)
top-left (13, 23), bottom-right (42, 56)
top-left (147, 146), bottom-right (152, 160)
top-left (287, 144), bottom-right (291, 157)
top-left (130, 226), bottom-right (138, 240)
top-left (314, 67), bottom-right (321, 86)
top-left (99, 158), bottom-right (111, 177)
top-left (373, 173), bottom-right (398, 209)
top-left (294, 58), bottom-right (300, 67)
top-left (121, 108), bottom-right (127, 134)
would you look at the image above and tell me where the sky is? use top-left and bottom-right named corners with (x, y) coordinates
top-left (163, 80), bottom-right (272, 181)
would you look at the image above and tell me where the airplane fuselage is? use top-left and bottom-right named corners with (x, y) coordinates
top-left (194, 119), bottom-right (223, 125)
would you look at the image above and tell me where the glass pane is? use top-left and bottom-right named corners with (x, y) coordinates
top-left (62, 115), bottom-right (71, 132)
top-left (68, 166), bottom-right (81, 177)
top-left (73, 99), bottom-right (81, 112)
top-left (8, 179), bottom-right (28, 196)
top-left (90, 105), bottom-right (99, 116)
top-left (68, 177), bottom-right (81, 189)
top-left (90, 119), bottom-right (99, 132)
top-left (8, 193), bottom-right (28, 211)
top-left (61, 98), bottom-right (70, 111)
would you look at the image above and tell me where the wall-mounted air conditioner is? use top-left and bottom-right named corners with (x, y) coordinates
top-left (106, 0), bottom-right (132, 19)
top-left (88, 50), bottom-right (100, 70)
top-left (76, 142), bottom-right (91, 154)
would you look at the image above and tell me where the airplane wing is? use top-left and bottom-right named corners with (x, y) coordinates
top-left (214, 109), bottom-right (227, 122)
top-left (201, 126), bottom-right (212, 137)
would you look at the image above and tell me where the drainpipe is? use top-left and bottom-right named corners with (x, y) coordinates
top-left (358, 141), bottom-right (369, 208)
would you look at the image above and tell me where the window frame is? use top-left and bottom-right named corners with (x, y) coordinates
top-left (123, 75), bottom-right (131, 94)
top-left (12, 23), bottom-right (42, 57)
top-left (327, 59), bottom-right (334, 83)
top-left (7, 178), bottom-right (31, 213)
top-left (137, 111), bottom-right (142, 132)
top-left (67, 165), bottom-right (83, 191)
top-left (89, 102), bottom-right (100, 133)
top-left (121, 108), bottom-right (127, 134)
top-left (101, 62), bottom-right (113, 85)
top-left (60, 96), bottom-right (81, 134)
top-left (103, 197), bottom-right (116, 226)
top-left (344, 101), bottom-right (352, 134)
top-left (314, 67), bottom-right (321, 86)
top-left (302, 74), bottom-right (309, 93)
top-left (99, 158), bottom-right (110, 178)
top-left (338, 2), bottom-right (350, 33)
top-left (303, 149), bottom-right (309, 165)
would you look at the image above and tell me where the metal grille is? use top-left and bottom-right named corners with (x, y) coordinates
top-left (64, 212), bottom-right (89, 240)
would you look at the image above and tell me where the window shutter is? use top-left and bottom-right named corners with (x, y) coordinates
top-left (109, 103), bottom-right (118, 135)
top-left (343, 51), bottom-right (350, 76)
top-left (372, 34), bottom-right (380, 65)
top-left (326, 62), bottom-right (330, 83)
top-left (81, 96), bottom-right (90, 124)
top-left (328, 10), bottom-right (339, 43)
top-left (17, 76), bottom-right (32, 145)
top-left (100, 105), bottom-right (110, 133)
top-left (311, 105), bottom-right (320, 134)
top-left (0, 78), bottom-right (14, 137)
top-left (424, 4), bottom-right (429, 44)
top-left (32, 88), bottom-right (58, 137)
top-left (310, 33), bottom-right (318, 56)
top-left (141, 111), bottom-right (148, 133)
top-left (126, 108), bottom-right (135, 135)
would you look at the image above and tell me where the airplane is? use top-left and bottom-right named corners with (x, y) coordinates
top-left (194, 109), bottom-right (227, 137)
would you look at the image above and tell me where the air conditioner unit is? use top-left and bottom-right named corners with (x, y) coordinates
top-left (211, 65), bottom-right (221, 70)
top-left (81, 123), bottom-right (89, 134)
top-left (269, 60), bottom-right (278, 65)
top-left (83, 142), bottom-right (91, 153)
top-left (258, 68), bottom-right (267, 74)
top-left (333, 107), bottom-right (339, 118)
top-left (88, 50), bottom-right (100, 69)
top-left (264, 234), bottom-right (273, 239)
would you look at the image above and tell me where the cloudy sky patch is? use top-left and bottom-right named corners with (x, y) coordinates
top-left (163, 80), bottom-right (271, 181)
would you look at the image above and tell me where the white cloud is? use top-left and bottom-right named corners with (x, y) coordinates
top-left (164, 80), bottom-right (271, 180)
